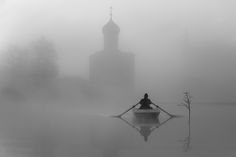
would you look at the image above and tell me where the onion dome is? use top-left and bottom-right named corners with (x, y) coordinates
top-left (102, 18), bottom-right (120, 34)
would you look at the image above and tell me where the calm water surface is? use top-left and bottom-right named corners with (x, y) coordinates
top-left (1, 103), bottom-right (236, 157)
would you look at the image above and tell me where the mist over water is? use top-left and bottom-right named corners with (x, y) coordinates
top-left (0, 0), bottom-right (235, 157)
top-left (0, 0), bottom-right (235, 102)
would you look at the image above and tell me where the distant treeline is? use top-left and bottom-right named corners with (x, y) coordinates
top-left (0, 37), bottom-right (58, 101)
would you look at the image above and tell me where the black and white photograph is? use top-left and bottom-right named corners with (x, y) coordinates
top-left (0, 0), bottom-right (235, 157)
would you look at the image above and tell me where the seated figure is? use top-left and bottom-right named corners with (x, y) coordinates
top-left (139, 93), bottom-right (153, 109)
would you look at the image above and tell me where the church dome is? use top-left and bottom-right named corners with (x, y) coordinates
top-left (102, 18), bottom-right (120, 34)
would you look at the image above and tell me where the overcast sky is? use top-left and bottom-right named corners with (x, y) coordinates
top-left (0, 0), bottom-right (236, 102)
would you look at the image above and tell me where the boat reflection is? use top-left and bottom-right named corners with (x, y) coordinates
top-left (118, 116), bottom-right (173, 142)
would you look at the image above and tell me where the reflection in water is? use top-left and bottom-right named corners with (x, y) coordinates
top-left (179, 112), bottom-right (191, 152)
top-left (179, 92), bottom-right (191, 152)
top-left (1, 102), bottom-right (236, 157)
top-left (118, 116), bottom-right (173, 142)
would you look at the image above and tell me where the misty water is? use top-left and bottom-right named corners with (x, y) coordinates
top-left (1, 101), bottom-right (235, 157)
top-left (1, 1), bottom-right (236, 157)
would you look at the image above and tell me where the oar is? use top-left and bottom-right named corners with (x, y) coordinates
top-left (119, 117), bottom-right (140, 132)
top-left (150, 116), bottom-right (172, 132)
top-left (112, 103), bottom-right (139, 118)
top-left (152, 102), bottom-right (174, 117)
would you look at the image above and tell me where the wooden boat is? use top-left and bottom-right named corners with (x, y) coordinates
top-left (133, 108), bottom-right (160, 118)
top-left (133, 108), bottom-right (160, 124)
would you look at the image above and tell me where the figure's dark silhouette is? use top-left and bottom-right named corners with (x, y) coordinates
top-left (139, 93), bottom-right (153, 109)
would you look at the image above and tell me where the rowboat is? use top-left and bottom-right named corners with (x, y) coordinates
top-left (133, 108), bottom-right (160, 118)
top-left (132, 108), bottom-right (160, 124)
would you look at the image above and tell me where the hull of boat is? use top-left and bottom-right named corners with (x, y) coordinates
top-left (133, 108), bottom-right (160, 124)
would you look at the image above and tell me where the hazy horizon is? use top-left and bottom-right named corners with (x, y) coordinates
top-left (0, 0), bottom-right (236, 102)
top-left (0, 1), bottom-right (236, 157)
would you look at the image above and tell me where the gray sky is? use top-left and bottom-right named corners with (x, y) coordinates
top-left (0, 0), bottom-right (236, 102)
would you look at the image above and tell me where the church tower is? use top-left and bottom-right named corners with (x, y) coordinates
top-left (89, 9), bottom-right (135, 97)
top-left (102, 11), bottom-right (120, 51)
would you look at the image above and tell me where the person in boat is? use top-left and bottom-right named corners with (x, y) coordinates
top-left (139, 93), bottom-right (154, 109)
